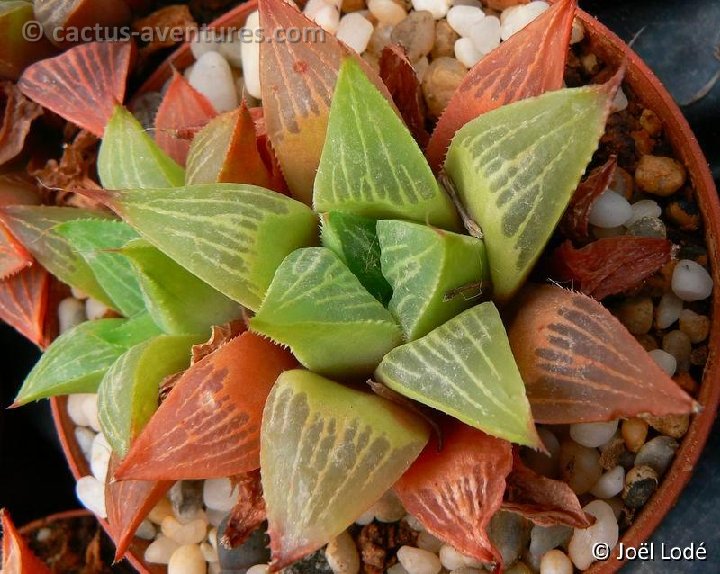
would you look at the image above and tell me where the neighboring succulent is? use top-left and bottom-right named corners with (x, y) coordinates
top-left (0, 0), bottom-right (698, 571)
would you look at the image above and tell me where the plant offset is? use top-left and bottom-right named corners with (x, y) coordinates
top-left (0, 0), bottom-right (709, 572)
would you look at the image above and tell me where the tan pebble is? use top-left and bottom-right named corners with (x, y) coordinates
top-left (149, 498), bottom-right (174, 525)
top-left (614, 297), bottom-right (653, 335)
top-left (201, 542), bottom-right (218, 563)
top-left (341, 0), bottom-right (366, 12)
top-left (639, 108), bottom-right (663, 137)
top-left (417, 530), bottom-right (443, 553)
top-left (643, 414), bottom-right (690, 439)
top-left (598, 437), bottom-right (628, 471)
top-left (373, 491), bottom-right (406, 523)
top-left (145, 535), bottom-right (180, 564)
top-left (580, 52), bottom-right (599, 75)
top-left (689, 345), bottom-right (708, 368)
top-left (611, 165), bottom-right (634, 200)
top-left (246, 566), bottom-right (269, 574)
top-left (635, 334), bottom-right (658, 352)
top-left (666, 200), bottom-right (700, 231)
top-left (168, 544), bottom-right (206, 574)
top-left (559, 441), bottom-right (602, 495)
top-left (421, 56), bottom-right (466, 117)
top-left (432, 20), bottom-right (458, 58)
top-left (161, 516), bottom-right (208, 545)
top-left (539, 549), bottom-right (573, 574)
top-left (679, 309), bottom-right (710, 343)
top-left (505, 562), bottom-right (533, 574)
top-left (621, 418), bottom-right (648, 453)
top-left (662, 329), bottom-right (692, 372)
top-left (391, 11), bottom-right (436, 61)
top-left (635, 155), bottom-right (686, 196)
top-left (326, 531), bottom-right (360, 574)
top-left (367, 22), bottom-right (394, 55)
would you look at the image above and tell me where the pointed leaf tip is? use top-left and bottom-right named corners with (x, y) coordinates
top-left (1, 509), bottom-right (52, 573)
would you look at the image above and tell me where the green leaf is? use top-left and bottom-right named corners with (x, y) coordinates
top-left (102, 183), bottom-right (318, 311)
top-left (55, 219), bottom-right (145, 317)
top-left (98, 334), bottom-right (199, 458)
top-left (249, 247), bottom-right (403, 377)
top-left (320, 212), bottom-right (391, 305)
top-left (375, 302), bottom-right (539, 447)
top-left (261, 369), bottom-right (429, 569)
top-left (313, 58), bottom-right (459, 230)
top-left (444, 84), bottom-right (616, 303)
top-left (377, 220), bottom-right (488, 340)
top-left (0, 206), bottom-right (114, 306)
top-left (98, 105), bottom-right (185, 190)
top-left (14, 314), bottom-right (162, 404)
top-left (120, 239), bottom-right (244, 335)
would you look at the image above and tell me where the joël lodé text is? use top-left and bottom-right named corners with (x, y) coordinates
top-left (615, 541), bottom-right (708, 561)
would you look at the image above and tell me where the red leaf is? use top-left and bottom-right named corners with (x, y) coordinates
top-left (105, 455), bottom-right (173, 561)
top-left (155, 71), bottom-right (217, 166)
top-left (18, 41), bottom-right (134, 137)
top-left (114, 332), bottom-right (297, 481)
top-left (191, 319), bottom-right (248, 364)
top-left (379, 45), bottom-right (429, 148)
top-left (508, 284), bottom-right (698, 424)
top-left (550, 236), bottom-right (672, 300)
top-left (222, 470), bottom-right (267, 548)
top-left (251, 107), bottom-right (289, 195)
top-left (560, 157), bottom-right (617, 242)
top-left (0, 263), bottom-right (51, 347)
top-left (394, 421), bottom-right (512, 566)
top-left (426, 0), bottom-right (575, 171)
top-left (503, 452), bottom-right (593, 528)
top-left (0, 82), bottom-right (43, 166)
top-left (0, 224), bottom-right (31, 279)
top-left (1, 509), bottom-right (52, 573)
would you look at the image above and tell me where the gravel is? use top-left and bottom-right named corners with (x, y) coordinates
top-left (168, 544), bottom-right (207, 574)
top-left (588, 190), bottom-right (633, 228)
top-left (203, 478), bottom-right (239, 513)
top-left (655, 292), bottom-right (684, 329)
top-left (570, 420), bottom-right (618, 448)
top-left (671, 259), bottom-right (714, 301)
top-left (145, 535), bottom-right (181, 565)
top-left (58, 297), bottom-right (86, 334)
top-left (337, 13), bottom-right (375, 53)
top-left (568, 500), bottom-right (618, 570)
top-left (634, 436), bottom-right (678, 476)
top-left (590, 465), bottom-right (626, 499)
top-left (396, 546), bottom-right (442, 574)
top-left (76, 476), bottom-right (107, 519)
top-left (187, 51), bottom-right (238, 112)
top-left (326, 531), bottom-right (360, 574)
top-left (648, 348), bottom-right (677, 376)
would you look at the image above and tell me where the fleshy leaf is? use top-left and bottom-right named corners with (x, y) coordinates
top-left (444, 82), bottom-right (618, 303)
top-left (507, 284), bottom-right (698, 423)
top-left (426, 0), bottom-right (575, 170)
top-left (98, 105), bottom-right (185, 190)
top-left (503, 452), bottom-right (592, 528)
top-left (0, 263), bottom-right (51, 348)
top-left (18, 41), bottom-right (133, 137)
top-left (14, 313), bottom-right (162, 405)
top-left (261, 369), bottom-right (429, 569)
top-left (55, 219), bottom-right (145, 317)
top-left (155, 71), bottom-right (217, 166)
top-left (0, 81), bottom-right (43, 166)
top-left (550, 237), bottom-right (672, 300)
top-left (249, 247), bottom-right (403, 377)
top-left (98, 334), bottom-right (199, 457)
top-left (105, 455), bottom-right (173, 562)
top-left (0, 205), bottom-right (115, 306)
top-left (0, 1), bottom-right (55, 80)
top-left (320, 212), bottom-right (391, 305)
top-left (114, 332), bottom-right (297, 481)
top-left (394, 421), bottom-right (512, 565)
top-left (377, 220), bottom-right (488, 340)
top-left (1, 509), bottom-right (52, 574)
top-left (120, 239), bottom-right (244, 335)
top-left (0, 223), bottom-right (32, 279)
top-left (186, 104), bottom-right (274, 189)
top-left (314, 58), bottom-right (458, 230)
top-left (375, 302), bottom-right (539, 447)
top-left (259, 0), bottom-right (393, 203)
top-left (97, 183), bottom-right (317, 311)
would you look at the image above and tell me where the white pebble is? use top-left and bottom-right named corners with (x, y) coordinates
top-left (161, 515), bottom-right (209, 545)
top-left (68, 393), bottom-right (93, 427)
top-left (627, 199), bottom-right (662, 226)
top-left (540, 549), bottom-right (573, 574)
top-left (570, 18), bottom-right (584, 44)
top-left (499, 1), bottom-right (549, 41)
top-left (649, 348), bottom-right (677, 376)
top-left (569, 420), bottom-right (618, 448)
top-left (206, 508), bottom-right (226, 527)
top-left (188, 51), bottom-right (239, 113)
top-left (219, 37), bottom-right (244, 69)
top-left (671, 259), bottom-right (713, 301)
top-left (373, 491), bottom-right (406, 523)
top-left (446, 5), bottom-right (485, 37)
top-left (387, 563), bottom-right (409, 574)
top-left (80, 394), bottom-right (101, 432)
top-left (417, 531), bottom-right (444, 553)
top-left (411, 0), bottom-right (451, 19)
top-left (355, 508), bottom-right (375, 525)
top-left (240, 12), bottom-right (262, 100)
top-left (439, 545), bottom-right (467, 571)
top-left (59, 298), bottom-right (86, 334)
top-left (200, 542), bottom-right (218, 563)
top-left (168, 544), bottom-right (207, 574)
top-left (610, 87), bottom-right (628, 112)
top-left (149, 498), bottom-right (174, 524)
top-left (71, 286), bottom-right (88, 300)
top-left (590, 466), bottom-right (626, 499)
top-left (76, 476), bottom-right (107, 518)
top-left (136, 519), bottom-right (157, 540)
top-left (454, 37), bottom-right (482, 68)
top-left (468, 16), bottom-right (501, 55)
top-left (325, 531), bottom-right (360, 574)
top-left (85, 298), bottom-right (108, 321)
top-left (528, 524), bottom-right (572, 569)
top-left (397, 546), bottom-right (442, 574)
top-left (404, 515), bottom-right (426, 532)
top-left (368, 0), bottom-right (407, 25)
top-left (451, 0), bottom-right (482, 6)
top-left (588, 190), bottom-right (633, 228)
top-left (568, 500), bottom-right (618, 570)
top-left (90, 432), bottom-right (112, 483)
top-left (145, 535), bottom-right (181, 564)
top-left (190, 29), bottom-right (222, 60)
top-left (655, 292), bottom-right (683, 329)
top-left (74, 426), bottom-right (96, 463)
top-left (312, 4), bottom-right (341, 33)
top-left (202, 478), bottom-right (238, 512)
top-left (337, 13), bottom-right (375, 54)
top-left (247, 566), bottom-right (269, 574)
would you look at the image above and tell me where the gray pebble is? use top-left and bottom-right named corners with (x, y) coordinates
top-left (634, 436), bottom-right (678, 476)
top-left (488, 511), bottom-right (531, 567)
top-left (622, 465), bottom-right (658, 509)
top-left (218, 520), bottom-right (271, 573)
top-left (168, 480), bottom-right (205, 522)
top-left (626, 216), bottom-right (667, 238)
top-left (391, 11), bottom-right (436, 61)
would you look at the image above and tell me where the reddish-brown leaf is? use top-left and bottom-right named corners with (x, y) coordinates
top-left (1, 508), bottom-right (52, 573)
top-left (18, 41), bottom-right (134, 137)
top-left (560, 157), bottom-right (617, 242)
top-left (222, 470), bottom-right (267, 548)
top-left (0, 224), bottom-right (31, 280)
top-left (0, 263), bottom-right (51, 348)
top-left (550, 236), bottom-right (672, 300)
top-left (0, 173), bottom-right (38, 279)
top-left (251, 107), bottom-right (289, 195)
top-left (259, 0), bottom-right (394, 203)
top-left (114, 332), bottom-right (297, 481)
top-left (503, 452), bottom-right (593, 528)
top-left (132, 5), bottom-right (197, 63)
top-left (508, 284), bottom-right (698, 424)
top-left (155, 71), bottom-right (217, 166)
top-left (379, 45), bottom-right (429, 148)
top-left (394, 421), bottom-right (512, 566)
top-left (426, 0), bottom-right (575, 171)
top-left (105, 455), bottom-right (173, 561)
top-left (192, 319), bottom-right (248, 364)
top-left (0, 82), bottom-right (43, 166)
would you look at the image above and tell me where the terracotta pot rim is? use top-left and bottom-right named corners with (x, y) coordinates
top-left (17, 508), bottom-right (95, 536)
top-left (51, 5), bottom-right (720, 574)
